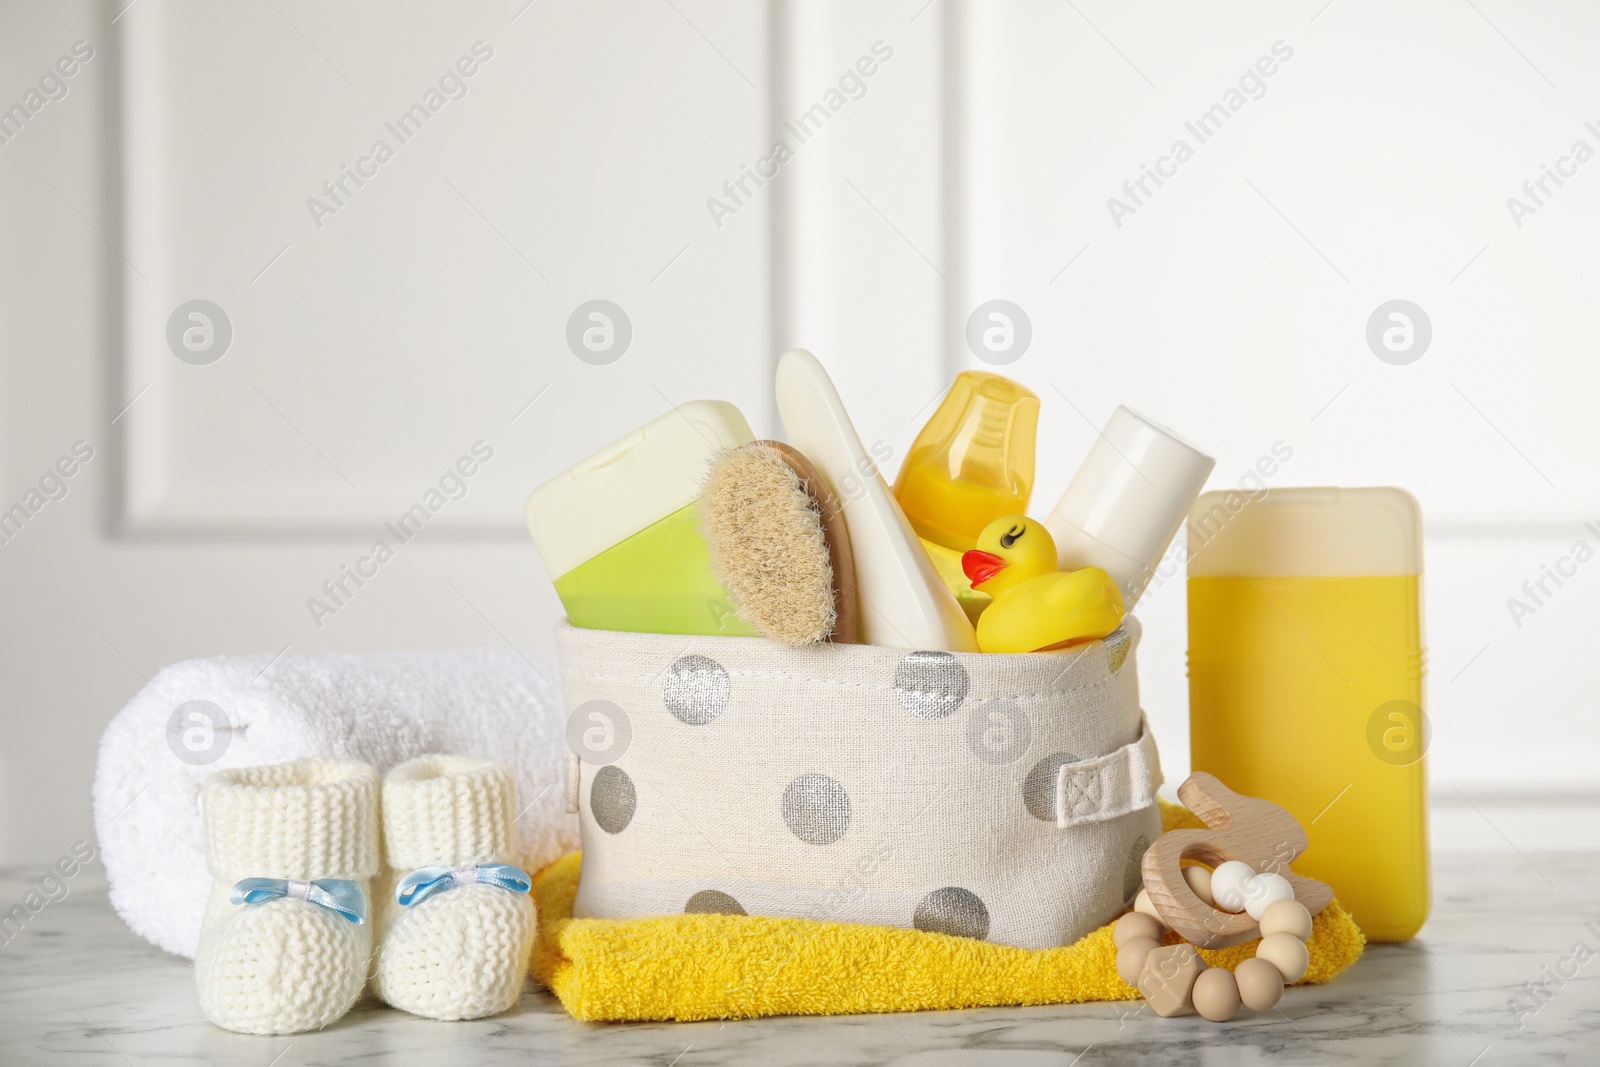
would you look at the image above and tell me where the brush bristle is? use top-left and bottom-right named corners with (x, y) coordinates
top-left (701, 443), bottom-right (836, 644)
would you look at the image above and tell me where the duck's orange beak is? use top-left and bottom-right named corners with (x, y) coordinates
top-left (961, 550), bottom-right (1006, 588)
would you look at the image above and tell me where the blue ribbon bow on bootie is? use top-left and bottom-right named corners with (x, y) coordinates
top-left (395, 863), bottom-right (532, 907)
top-left (230, 877), bottom-right (368, 925)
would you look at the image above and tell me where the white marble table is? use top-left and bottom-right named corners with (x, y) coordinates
top-left (1, 854), bottom-right (1594, 1066)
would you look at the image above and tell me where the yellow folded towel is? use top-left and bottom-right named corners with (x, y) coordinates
top-left (530, 802), bottom-right (1365, 1022)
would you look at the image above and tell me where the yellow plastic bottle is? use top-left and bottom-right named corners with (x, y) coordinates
top-left (1187, 487), bottom-right (1428, 942)
top-left (893, 371), bottom-right (1039, 551)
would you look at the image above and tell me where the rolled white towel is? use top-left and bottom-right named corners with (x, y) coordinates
top-left (92, 648), bottom-right (576, 959)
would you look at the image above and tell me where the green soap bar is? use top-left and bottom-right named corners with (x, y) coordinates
top-left (554, 503), bottom-right (758, 637)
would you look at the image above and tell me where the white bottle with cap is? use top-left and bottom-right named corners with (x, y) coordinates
top-left (1044, 406), bottom-right (1214, 611)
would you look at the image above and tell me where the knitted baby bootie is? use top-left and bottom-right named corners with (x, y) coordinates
top-left (371, 755), bottom-right (537, 1020)
top-left (194, 758), bottom-right (380, 1035)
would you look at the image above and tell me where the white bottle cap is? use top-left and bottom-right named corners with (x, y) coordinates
top-left (1045, 405), bottom-right (1215, 608)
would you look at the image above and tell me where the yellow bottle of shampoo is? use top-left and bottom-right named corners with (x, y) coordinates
top-left (1187, 487), bottom-right (1427, 942)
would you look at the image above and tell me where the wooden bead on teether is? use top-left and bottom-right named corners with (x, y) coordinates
top-left (1243, 871), bottom-right (1295, 920)
top-left (1181, 864), bottom-right (1214, 907)
top-left (1256, 932), bottom-right (1310, 983)
top-left (1259, 898), bottom-right (1313, 941)
top-left (1113, 912), bottom-right (1165, 948)
top-left (1234, 957), bottom-right (1285, 1011)
top-left (1192, 967), bottom-right (1242, 1022)
top-left (1137, 943), bottom-right (1206, 1017)
top-left (1208, 860), bottom-right (1255, 913)
top-left (1116, 936), bottom-right (1161, 984)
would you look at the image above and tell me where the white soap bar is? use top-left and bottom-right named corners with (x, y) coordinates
top-left (525, 400), bottom-right (753, 581)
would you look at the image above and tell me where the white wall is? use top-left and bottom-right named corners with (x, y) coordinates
top-left (1, 0), bottom-right (1596, 866)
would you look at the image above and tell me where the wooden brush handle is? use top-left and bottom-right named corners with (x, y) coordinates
top-left (759, 440), bottom-right (858, 644)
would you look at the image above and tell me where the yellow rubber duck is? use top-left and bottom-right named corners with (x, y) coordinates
top-left (960, 515), bottom-right (1126, 653)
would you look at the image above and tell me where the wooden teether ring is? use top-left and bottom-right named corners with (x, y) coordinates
top-left (1141, 773), bottom-right (1333, 949)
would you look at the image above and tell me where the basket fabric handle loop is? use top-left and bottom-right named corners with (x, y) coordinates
top-left (1054, 714), bottom-right (1163, 829)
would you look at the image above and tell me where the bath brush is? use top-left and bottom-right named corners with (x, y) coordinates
top-left (700, 440), bottom-right (857, 644)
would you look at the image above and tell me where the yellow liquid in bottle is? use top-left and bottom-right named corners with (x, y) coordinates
top-left (1188, 574), bottom-right (1428, 942)
top-left (899, 473), bottom-right (1026, 551)
top-left (893, 371), bottom-right (1038, 551)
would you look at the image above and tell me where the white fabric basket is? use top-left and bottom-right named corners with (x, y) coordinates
top-left (555, 617), bottom-right (1162, 951)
